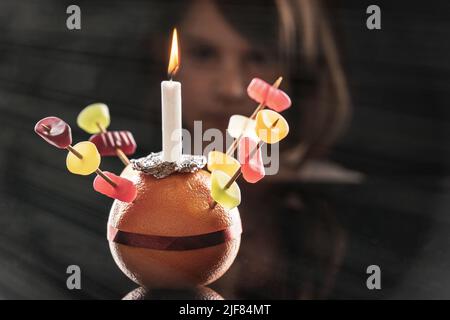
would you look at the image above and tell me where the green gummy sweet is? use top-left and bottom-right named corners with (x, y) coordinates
top-left (210, 170), bottom-right (241, 210)
top-left (77, 103), bottom-right (110, 134)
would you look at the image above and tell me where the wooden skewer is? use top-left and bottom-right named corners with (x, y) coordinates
top-left (224, 166), bottom-right (244, 190)
top-left (95, 169), bottom-right (117, 187)
top-left (210, 77), bottom-right (284, 209)
top-left (66, 145), bottom-right (83, 159)
top-left (41, 124), bottom-right (118, 188)
top-left (226, 76), bottom-right (283, 157)
top-left (115, 148), bottom-right (131, 166)
top-left (209, 202), bottom-right (218, 209)
top-left (210, 118), bottom-right (280, 209)
top-left (68, 145), bottom-right (118, 188)
top-left (96, 122), bottom-right (131, 166)
top-left (223, 118), bottom-right (279, 189)
top-left (65, 144), bottom-right (117, 188)
top-left (209, 142), bottom-right (263, 210)
top-left (41, 124), bottom-right (51, 132)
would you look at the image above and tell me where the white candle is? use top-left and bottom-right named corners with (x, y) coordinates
top-left (161, 80), bottom-right (182, 162)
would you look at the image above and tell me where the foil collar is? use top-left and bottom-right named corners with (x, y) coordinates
top-left (131, 152), bottom-right (206, 179)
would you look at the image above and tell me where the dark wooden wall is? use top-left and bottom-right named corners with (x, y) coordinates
top-left (0, 0), bottom-right (449, 299)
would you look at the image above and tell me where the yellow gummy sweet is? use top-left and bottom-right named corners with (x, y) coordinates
top-left (207, 151), bottom-right (241, 177)
top-left (66, 141), bottom-right (101, 175)
top-left (77, 103), bottom-right (110, 134)
top-left (255, 109), bottom-right (289, 144)
top-left (210, 170), bottom-right (241, 210)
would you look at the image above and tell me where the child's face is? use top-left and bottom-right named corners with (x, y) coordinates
top-left (178, 0), bottom-right (282, 132)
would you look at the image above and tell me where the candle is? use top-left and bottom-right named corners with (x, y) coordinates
top-left (161, 28), bottom-right (182, 162)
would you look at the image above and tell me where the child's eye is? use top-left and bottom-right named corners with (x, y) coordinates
top-left (189, 45), bottom-right (218, 62)
top-left (245, 50), bottom-right (269, 66)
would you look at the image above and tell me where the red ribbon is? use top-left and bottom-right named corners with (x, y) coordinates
top-left (107, 223), bottom-right (242, 251)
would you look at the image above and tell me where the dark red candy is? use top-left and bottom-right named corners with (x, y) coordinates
top-left (89, 131), bottom-right (137, 156)
top-left (34, 117), bottom-right (72, 149)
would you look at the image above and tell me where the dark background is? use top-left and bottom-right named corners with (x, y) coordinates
top-left (0, 0), bottom-right (449, 299)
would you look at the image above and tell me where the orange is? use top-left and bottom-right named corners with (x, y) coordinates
top-left (108, 165), bottom-right (241, 288)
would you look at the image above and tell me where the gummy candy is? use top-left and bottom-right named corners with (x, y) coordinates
top-left (66, 141), bottom-right (101, 175)
top-left (227, 115), bottom-right (259, 141)
top-left (210, 170), bottom-right (241, 210)
top-left (247, 78), bottom-right (291, 112)
top-left (77, 103), bottom-right (110, 134)
top-left (238, 136), bottom-right (265, 183)
top-left (255, 110), bottom-right (289, 144)
top-left (89, 131), bottom-right (137, 156)
top-left (93, 171), bottom-right (137, 202)
top-left (207, 151), bottom-right (240, 177)
top-left (34, 117), bottom-right (72, 149)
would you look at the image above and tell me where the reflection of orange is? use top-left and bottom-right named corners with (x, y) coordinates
top-left (122, 286), bottom-right (224, 300)
top-left (108, 166), bottom-right (241, 288)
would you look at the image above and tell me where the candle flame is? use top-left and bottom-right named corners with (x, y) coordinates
top-left (168, 28), bottom-right (180, 78)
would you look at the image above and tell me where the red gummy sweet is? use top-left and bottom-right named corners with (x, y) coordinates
top-left (34, 116), bottom-right (72, 149)
top-left (93, 171), bottom-right (137, 202)
top-left (89, 131), bottom-right (137, 156)
top-left (238, 136), bottom-right (265, 183)
top-left (247, 78), bottom-right (291, 112)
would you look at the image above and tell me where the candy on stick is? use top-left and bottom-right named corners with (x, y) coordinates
top-left (238, 136), bottom-right (265, 183)
top-left (210, 114), bottom-right (288, 209)
top-left (229, 113), bottom-right (287, 185)
top-left (35, 117), bottom-right (136, 202)
top-left (225, 77), bottom-right (283, 157)
top-left (34, 117), bottom-right (72, 149)
top-left (247, 77), bottom-right (292, 112)
top-left (210, 170), bottom-right (241, 210)
top-left (65, 142), bottom-right (116, 187)
top-left (255, 109), bottom-right (289, 144)
top-left (77, 103), bottom-right (133, 166)
top-left (208, 76), bottom-right (291, 209)
top-left (89, 131), bottom-right (137, 157)
top-left (208, 77), bottom-right (291, 208)
top-left (66, 141), bottom-right (101, 175)
top-left (77, 103), bottom-right (110, 134)
top-left (207, 151), bottom-right (241, 177)
top-left (93, 171), bottom-right (137, 203)
top-left (227, 115), bottom-right (259, 141)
